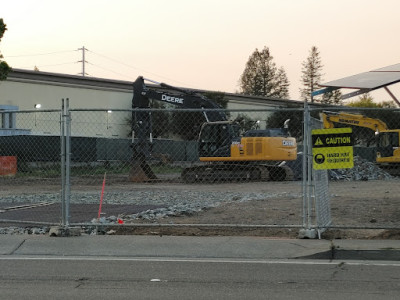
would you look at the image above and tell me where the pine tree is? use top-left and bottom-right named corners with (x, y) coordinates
top-left (275, 67), bottom-right (290, 99)
top-left (239, 47), bottom-right (290, 98)
top-left (0, 19), bottom-right (11, 81)
top-left (300, 46), bottom-right (323, 102)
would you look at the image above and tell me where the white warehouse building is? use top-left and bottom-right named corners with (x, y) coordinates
top-left (0, 69), bottom-right (302, 137)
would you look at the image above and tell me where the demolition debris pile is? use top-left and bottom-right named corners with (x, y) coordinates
top-left (329, 156), bottom-right (392, 181)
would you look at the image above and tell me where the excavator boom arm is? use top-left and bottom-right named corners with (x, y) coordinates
top-left (132, 76), bottom-right (226, 121)
top-left (321, 111), bottom-right (388, 132)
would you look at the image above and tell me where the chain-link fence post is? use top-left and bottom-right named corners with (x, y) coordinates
top-left (302, 101), bottom-right (309, 228)
top-left (61, 98), bottom-right (71, 227)
top-left (61, 99), bottom-right (66, 226)
top-left (300, 102), bottom-right (317, 238)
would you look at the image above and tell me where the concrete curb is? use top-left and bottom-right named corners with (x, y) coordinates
top-left (0, 235), bottom-right (399, 261)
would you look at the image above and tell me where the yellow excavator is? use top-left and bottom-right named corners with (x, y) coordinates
top-left (130, 76), bottom-right (297, 182)
top-left (320, 111), bottom-right (400, 170)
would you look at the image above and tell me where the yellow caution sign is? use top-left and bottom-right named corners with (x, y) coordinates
top-left (312, 128), bottom-right (354, 170)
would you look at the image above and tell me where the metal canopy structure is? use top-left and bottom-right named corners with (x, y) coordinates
top-left (312, 63), bottom-right (400, 106)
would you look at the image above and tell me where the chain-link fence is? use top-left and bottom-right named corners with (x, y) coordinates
top-left (0, 109), bottom-right (62, 231)
top-left (1, 102), bottom-right (399, 237)
top-left (308, 106), bottom-right (400, 236)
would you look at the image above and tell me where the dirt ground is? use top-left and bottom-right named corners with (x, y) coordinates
top-left (1, 176), bottom-right (400, 240)
top-left (115, 181), bottom-right (400, 240)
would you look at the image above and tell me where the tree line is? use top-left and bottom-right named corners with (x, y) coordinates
top-left (239, 45), bottom-right (342, 104)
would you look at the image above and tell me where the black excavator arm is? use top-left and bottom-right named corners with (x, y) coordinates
top-left (129, 76), bottom-right (227, 182)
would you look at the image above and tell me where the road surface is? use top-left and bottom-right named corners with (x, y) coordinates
top-left (1, 256), bottom-right (399, 299)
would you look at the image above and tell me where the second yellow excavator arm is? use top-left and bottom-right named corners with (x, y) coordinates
top-left (320, 111), bottom-right (388, 132)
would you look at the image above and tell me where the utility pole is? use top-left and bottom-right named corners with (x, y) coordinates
top-left (78, 46), bottom-right (88, 76)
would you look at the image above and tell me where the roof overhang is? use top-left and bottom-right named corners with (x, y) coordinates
top-left (312, 63), bottom-right (400, 106)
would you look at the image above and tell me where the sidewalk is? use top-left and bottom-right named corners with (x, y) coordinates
top-left (0, 235), bottom-right (399, 261)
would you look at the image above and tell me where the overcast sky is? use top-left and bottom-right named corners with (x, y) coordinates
top-left (2, 0), bottom-right (400, 102)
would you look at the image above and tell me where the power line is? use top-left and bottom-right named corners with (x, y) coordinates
top-left (5, 49), bottom-right (77, 58)
top-left (5, 46), bottom-right (202, 88)
top-left (88, 49), bottom-right (199, 87)
top-left (38, 61), bottom-right (77, 68)
top-left (17, 61), bottom-right (77, 71)
top-left (89, 49), bottom-right (164, 77)
top-left (87, 62), bottom-right (133, 80)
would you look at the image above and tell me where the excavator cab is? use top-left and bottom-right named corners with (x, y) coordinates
top-left (198, 122), bottom-right (239, 158)
top-left (376, 131), bottom-right (400, 162)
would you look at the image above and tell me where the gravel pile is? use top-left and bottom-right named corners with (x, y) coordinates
top-left (0, 190), bottom-right (282, 205)
top-left (1, 189), bottom-right (300, 233)
top-left (93, 190), bottom-right (299, 225)
top-left (0, 227), bottom-right (48, 235)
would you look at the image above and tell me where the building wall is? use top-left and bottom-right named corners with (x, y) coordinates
top-left (0, 70), bottom-right (134, 137)
top-left (0, 69), bottom-right (303, 137)
top-left (0, 75), bottom-right (132, 111)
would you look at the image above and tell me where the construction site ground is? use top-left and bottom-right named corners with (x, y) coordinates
top-left (0, 177), bottom-right (399, 240)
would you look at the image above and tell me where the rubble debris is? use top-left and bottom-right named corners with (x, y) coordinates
top-left (0, 226), bottom-right (49, 235)
top-left (49, 226), bottom-right (81, 237)
top-left (329, 156), bottom-right (392, 181)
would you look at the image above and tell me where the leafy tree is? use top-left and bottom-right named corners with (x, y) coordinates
top-left (347, 93), bottom-right (399, 130)
top-left (233, 113), bottom-right (256, 134)
top-left (300, 46), bottom-right (324, 103)
top-left (239, 47), bottom-right (290, 98)
top-left (380, 101), bottom-right (396, 108)
top-left (203, 91), bottom-right (228, 109)
top-left (322, 89), bottom-right (343, 105)
top-left (265, 105), bottom-right (305, 140)
top-left (347, 93), bottom-right (395, 108)
top-left (0, 18), bottom-right (11, 80)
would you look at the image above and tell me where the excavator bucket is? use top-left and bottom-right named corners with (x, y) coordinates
top-left (129, 157), bottom-right (157, 182)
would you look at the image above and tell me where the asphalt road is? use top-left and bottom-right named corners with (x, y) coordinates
top-left (0, 235), bottom-right (399, 299)
top-left (0, 257), bottom-right (399, 299)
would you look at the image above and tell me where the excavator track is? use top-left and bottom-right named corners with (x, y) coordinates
top-left (181, 163), bottom-right (293, 183)
top-left (377, 163), bottom-right (400, 177)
